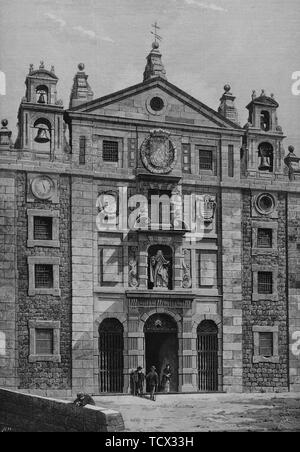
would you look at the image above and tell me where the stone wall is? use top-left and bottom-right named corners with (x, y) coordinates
top-left (242, 190), bottom-right (288, 391)
top-left (0, 388), bottom-right (124, 432)
top-left (17, 172), bottom-right (72, 390)
top-left (288, 193), bottom-right (300, 392)
top-left (71, 175), bottom-right (95, 394)
top-left (0, 171), bottom-right (17, 388)
top-left (222, 189), bottom-right (243, 392)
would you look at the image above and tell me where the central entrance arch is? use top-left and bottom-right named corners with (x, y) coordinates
top-left (144, 313), bottom-right (178, 392)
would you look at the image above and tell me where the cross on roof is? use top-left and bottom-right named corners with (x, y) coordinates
top-left (151, 21), bottom-right (162, 44)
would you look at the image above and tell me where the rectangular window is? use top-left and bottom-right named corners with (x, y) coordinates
top-left (195, 251), bottom-right (217, 288)
top-left (199, 150), bottom-right (213, 170)
top-left (228, 145), bottom-right (234, 177)
top-left (33, 217), bottom-right (53, 241)
top-left (100, 246), bottom-right (123, 285)
top-left (148, 190), bottom-right (172, 229)
top-left (35, 329), bottom-right (54, 355)
top-left (103, 140), bottom-right (119, 162)
top-left (35, 264), bottom-right (54, 289)
top-left (259, 332), bottom-right (273, 357)
top-left (182, 144), bottom-right (191, 173)
top-left (258, 271), bottom-right (273, 294)
top-left (79, 136), bottom-right (86, 164)
top-left (257, 228), bottom-right (273, 248)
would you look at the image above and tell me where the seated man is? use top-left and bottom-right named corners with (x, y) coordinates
top-left (73, 393), bottom-right (95, 407)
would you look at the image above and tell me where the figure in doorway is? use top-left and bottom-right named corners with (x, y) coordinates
top-left (161, 364), bottom-right (172, 393)
top-left (150, 250), bottom-right (170, 288)
top-left (132, 366), bottom-right (145, 397)
top-left (146, 366), bottom-right (159, 401)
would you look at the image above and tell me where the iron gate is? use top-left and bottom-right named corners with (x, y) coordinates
top-left (98, 319), bottom-right (124, 393)
top-left (197, 320), bottom-right (218, 392)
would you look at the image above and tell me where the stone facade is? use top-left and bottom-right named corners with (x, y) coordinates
top-left (16, 172), bottom-right (72, 390)
top-left (0, 46), bottom-right (299, 396)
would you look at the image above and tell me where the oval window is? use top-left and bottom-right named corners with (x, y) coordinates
top-left (150, 96), bottom-right (164, 112)
top-left (256, 193), bottom-right (275, 215)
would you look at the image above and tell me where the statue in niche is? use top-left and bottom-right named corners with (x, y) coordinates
top-left (182, 260), bottom-right (192, 289)
top-left (128, 254), bottom-right (139, 288)
top-left (149, 250), bottom-right (170, 288)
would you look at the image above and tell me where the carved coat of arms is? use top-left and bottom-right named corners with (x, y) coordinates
top-left (140, 129), bottom-right (177, 174)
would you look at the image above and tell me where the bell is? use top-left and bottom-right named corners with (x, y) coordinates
top-left (37, 92), bottom-right (46, 104)
top-left (259, 155), bottom-right (271, 171)
top-left (35, 127), bottom-right (50, 143)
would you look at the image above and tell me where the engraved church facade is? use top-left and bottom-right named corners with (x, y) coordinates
top-left (1, 42), bottom-right (300, 395)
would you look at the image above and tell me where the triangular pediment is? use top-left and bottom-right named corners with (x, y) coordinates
top-left (68, 77), bottom-right (241, 130)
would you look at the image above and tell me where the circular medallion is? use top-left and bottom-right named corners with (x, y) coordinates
top-left (150, 97), bottom-right (164, 112)
top-left (31, 175), bottom-right (54, 200)
top-left (255, 193), bottom-right (275, 215)
top-left (140, 129), bottom-right (177, 174)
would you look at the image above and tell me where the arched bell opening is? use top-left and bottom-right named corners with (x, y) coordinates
top-left (98, 318), bottom-right (124, 393)
top-left (258, 142), bottom-right (274, 173)
top-left (33, 118), bottom-right (51, 155)
top-left (36, 85), bottom-right (49, 104)
top-left (260, 110), bottom-right (271, 132)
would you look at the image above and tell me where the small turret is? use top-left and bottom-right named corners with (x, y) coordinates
top-left (69, 63), bottom-right (94, 109)
top-left (143, 41), bottom-right (167, 82)
top-left (218, 84), bottom-right (239, 124)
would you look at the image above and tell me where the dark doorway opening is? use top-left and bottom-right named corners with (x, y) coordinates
top-left (144, 314), bottom-right (178, 392)
top-left (197, 320), bottom-right (218, 392)
top-left (98, 318), bottom-right (124, 393)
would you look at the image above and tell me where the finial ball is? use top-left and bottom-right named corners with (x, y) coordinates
top-left (224, 84), bottom-right (231, 93)
top-left (152, 41), bottom-right (159, 50)
top-left (78, 63), bottom-right (85, 71)
top-left (1, 119), bottom-right (8, 128)
top-left (288, 145), bottom-right (295, 153)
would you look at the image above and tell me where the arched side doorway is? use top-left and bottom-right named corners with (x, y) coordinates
top-left (144, 313), bottom-right (178, 392)
top-left (197, 320), bottom-right (218, 392)
top-left (98, 318), bottom-right (124, 393)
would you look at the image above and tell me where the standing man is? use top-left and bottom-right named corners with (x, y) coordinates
top-left (136, 366), bottom-right (145, 397)
top-left (161, 364), bottom-right (172, 393)
top-left (146, 366), bottom-right (159, 401)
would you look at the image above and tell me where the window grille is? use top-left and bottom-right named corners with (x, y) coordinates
top-left (257, 228), bottom-right (272, 248)
top-left (103, 140), bottom-right (119, 162)
top-left (35, 264), bottom-right (54, 289)
top-left (259, 332), bottom-right (273, 357)
top-left (33, 217), bottom-right (53, 241)
top-left (199, 150), bottom-right (213, 170)
top-left (35, 329), bottom-right (54, 355)
top-left (258, 271), bottom-right (273, 294)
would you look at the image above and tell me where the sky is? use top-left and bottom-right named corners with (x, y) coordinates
top-left (0, 0), bottom-right (300, 151)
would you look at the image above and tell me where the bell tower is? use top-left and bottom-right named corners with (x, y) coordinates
top-left (16, 61), bottom-right (64, 160)
top-left (242, 90), bottom-right (285, 178)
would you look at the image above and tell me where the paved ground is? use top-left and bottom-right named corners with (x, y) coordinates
top-left (94, 393), bottom-right (300, 432)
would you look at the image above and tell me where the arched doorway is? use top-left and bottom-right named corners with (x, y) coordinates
top-left (98, 318), bottom-right (124, 393)
top-left (144, 313), bottom-right (178, 392)
top-left (197, 320), bottom-right (218, 392)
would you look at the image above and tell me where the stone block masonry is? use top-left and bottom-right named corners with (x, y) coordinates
top-left (242, 190), bottom-right (288, 391)
top-left (288, 193), bottom-right (300, 392)
top-left (222, 190), bottom-right (243, 392)
top-left (0, 388), bottom-right (125, 432)
top-left (16, 172), bottom-right (72, 390)
top-left (0, 171), bottom-right (17, 388)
